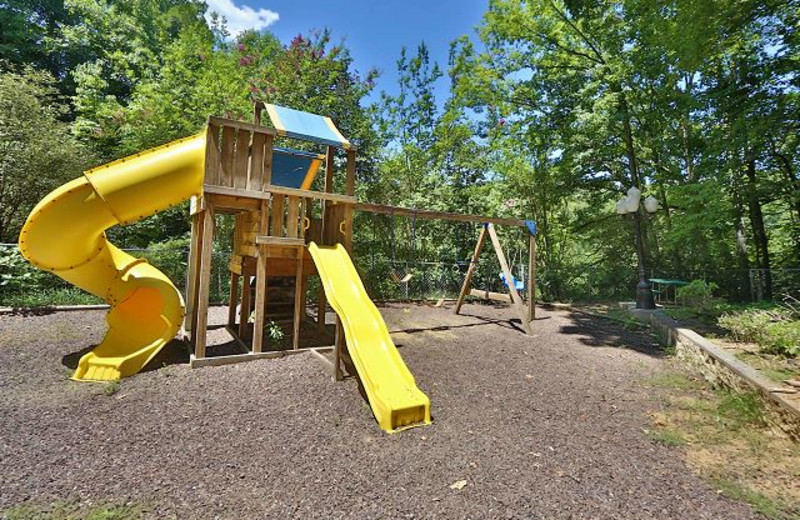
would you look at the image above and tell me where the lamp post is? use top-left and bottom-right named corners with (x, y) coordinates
top-left (617, 188), bottom-right (660, 310)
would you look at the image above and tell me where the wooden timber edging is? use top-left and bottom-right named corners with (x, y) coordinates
top-left (0, 304), bottom-right (111, 314)
top-left (647, 311), bottom-right (800, 441)
top-left (552, 302), bottom-right (800, 440)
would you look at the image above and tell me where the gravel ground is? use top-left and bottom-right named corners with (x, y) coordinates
top-left (0, 302), bottom-right (763, 519)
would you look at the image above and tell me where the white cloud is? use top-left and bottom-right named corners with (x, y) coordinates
top-left (205, 0), bottom-right (279, 36)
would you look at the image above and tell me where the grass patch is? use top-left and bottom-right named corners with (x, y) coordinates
top-left (712, 478), bottom-right (797, 520)
top-left (643, 363), bottom-right (800, 517)
top-left (645, 371), bottom-right (703, 391)
top-left (646, 428), bottom-right (686, 447)
top-left (0, 288), bottom-right (103, 307)
top-left (103, 380), bottom-right (121, 396)
top-left (4, 502), bottom-right (141, 520)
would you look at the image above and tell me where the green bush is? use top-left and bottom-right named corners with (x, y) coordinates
top-left (676, 279), bottom-right (719, 310)
top-left (718, 309), bottom-right (799, 358)
top-left (764, 322), bottom-right (800, 357)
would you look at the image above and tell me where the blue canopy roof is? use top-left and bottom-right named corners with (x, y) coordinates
top-left (265, 104), bottom-right (351, 149)
top-left (271, 147), bottom-right (324, 190)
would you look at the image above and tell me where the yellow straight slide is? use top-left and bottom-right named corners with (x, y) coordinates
top-left (308, 243), bottom-right (431, 433)
top-left (19, 134), bottom-right (206, 381)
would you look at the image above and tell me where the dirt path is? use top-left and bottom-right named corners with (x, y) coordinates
top-left (0, 303), bottom-right (762, 519)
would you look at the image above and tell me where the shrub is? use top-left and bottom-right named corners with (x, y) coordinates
top-left (676, 280), bottom-right (719, 310)
top-left (718, 309), bottom-right (799, 358)
top-left (764, 322), bottom-right (800, 357)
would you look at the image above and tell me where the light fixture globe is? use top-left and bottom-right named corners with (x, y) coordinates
top-left (643, 195), bottom-right (660, 214)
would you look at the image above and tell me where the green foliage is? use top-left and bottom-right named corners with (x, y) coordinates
top-left (266, 320), bottom-right (285, 343)
top-left (718, 308), bottom-right (799, 357)
top-left (717, 391), bottom-right (766, 430)
top-left (0, 68), bottom-right (93, 242)
top-left (675, 280), bottom-right (719, 309)
top-left (103, 380), bottom-right (120, 396)
top-left (4, 502), bottom-right (141, 520)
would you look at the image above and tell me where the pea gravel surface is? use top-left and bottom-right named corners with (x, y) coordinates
top-left (0, 303), bottom-right (762, 519)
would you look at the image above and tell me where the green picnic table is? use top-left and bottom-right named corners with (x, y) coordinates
top-left (649, 278), bottom-right (689, 304)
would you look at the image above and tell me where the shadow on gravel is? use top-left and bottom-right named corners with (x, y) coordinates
top-left (61, 338), bottom-right (190, 374)
top-left (559, 310), bottom-right (664, 358)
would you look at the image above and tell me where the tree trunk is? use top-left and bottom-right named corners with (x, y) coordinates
top-left (771, 148), bottom-right (800, 262)
top-left (745, 158), bottom-right (772, 300)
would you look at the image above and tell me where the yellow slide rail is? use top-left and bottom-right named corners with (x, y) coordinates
top-left (308, 242), bottom-right (431, 433)
top-left (19, 134), bottom-right (206, 381)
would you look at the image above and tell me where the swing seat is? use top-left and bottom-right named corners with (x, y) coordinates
top-left (499, 272), bottom-right (525, 292)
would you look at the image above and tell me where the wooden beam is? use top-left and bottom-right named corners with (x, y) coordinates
top-left (255, 236), bottom-right (305, 246)
top-left (529, 232), bottom-right (536, 321)
top-left (455, 225), bottom-right (488, 314)
top-left (185, 211), bottom-right (202, 332)
top-left (487, 223), bottom-right (532, 335)
top-left (292, 246), bottom-right (304, 350)
top-left (239, 259), bottom-right (252, 341)
top-left (208, 116), bottom-right (276, 137)
top-left (469, 289), bottom-right (511, 302)
top-left (252, 199), bottom-right (270, 353)
top-left (203, 184), bottom-right (271, 201)
top-left (194, 202), bottom-right (215, 359)
top-left (333, 319), bottom-right (344, 381)
top-left (227, 271), bottom-right (239, 328)
top-left (264, 184), bottom-right (356, 205)
top-left (189, 349), bottom-right (304, 369)
top-left (355, 202), bottom-right (527, 228)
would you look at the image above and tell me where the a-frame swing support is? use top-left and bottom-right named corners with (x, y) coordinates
top-left (454, 222), bottom-right (537, 335)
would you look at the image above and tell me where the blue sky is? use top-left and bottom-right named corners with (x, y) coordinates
top-left (205, 0), bottom-right (489, 104)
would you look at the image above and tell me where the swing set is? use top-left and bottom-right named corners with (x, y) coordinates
top-left (355, 202), bottom-right (538, 335)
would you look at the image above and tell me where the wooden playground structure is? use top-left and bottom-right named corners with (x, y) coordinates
top-left (183, 104), bottom-right (538, 377)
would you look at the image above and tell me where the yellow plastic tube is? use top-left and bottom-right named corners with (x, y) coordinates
top-left (18, 134), bottom-right (206, 381)
top-left (308, 242), bottom-right (431, 432)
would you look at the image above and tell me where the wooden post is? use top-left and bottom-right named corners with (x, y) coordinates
top-left (252, 199), bottom-right (269, 353)
top-left (343, 149), bottom-right (356, 252)
top-left (227, 271), bottom-right (239, 328)
top-left (455, 225), bottom-right (488, 314)
top-left (194, 201), bottom-right (215, 359)
top-left (238, 260), bottom-right (252, 340)
top-left (487, 223), bottom-right (532, 335)
top-left (292, 246), bottom-right (304, 350)
top-left (185, 209), bottom-right (202, 333)
top-left (333, 320), bottom-right (344, 381)
top-left (528, 232), bottom-right (536, 321)
top-left (317, 146), bottom-right (335, 327)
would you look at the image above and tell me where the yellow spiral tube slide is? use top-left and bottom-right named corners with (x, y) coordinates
top-left (18, 134), bottom-right (206, 381)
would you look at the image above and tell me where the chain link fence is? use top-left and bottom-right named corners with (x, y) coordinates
top-left (2, 242), bottom-right (797, 306)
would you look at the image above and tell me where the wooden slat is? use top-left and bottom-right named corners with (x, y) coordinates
top-left (219, 126), bottom-right (236, 187)
top-left (345, 149), bottom-right (356, 197)
top-left (286, 195), bottom-right (299, 238)
top-left (194, 202), bottom-right (215, 358)
top-left (264, 184), bottom-right (356, 204)
top-left (249, 131), bottom-right (266, 191)
top-left (263, 135), bottom-right (274, 187)
top-left (255, 236), bottom-right (306, 246)
top-left (487, 223), bottom-right (532, 335)
top-left (270, 195), bottom-right (285, 237)
top-left (355, 202), bottom-right (527, 228)
top-left (455, 225), bottom-right (488, 314)
top-left (208, 116), bottom-right (276, 136)
top-left (204, 123), bottom-right (221, 185)
top-left (233, 128), bottom-right (251, 190)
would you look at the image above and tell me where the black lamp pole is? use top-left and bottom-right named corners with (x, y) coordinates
top-left (631, 211), bottom-right (656, 309)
